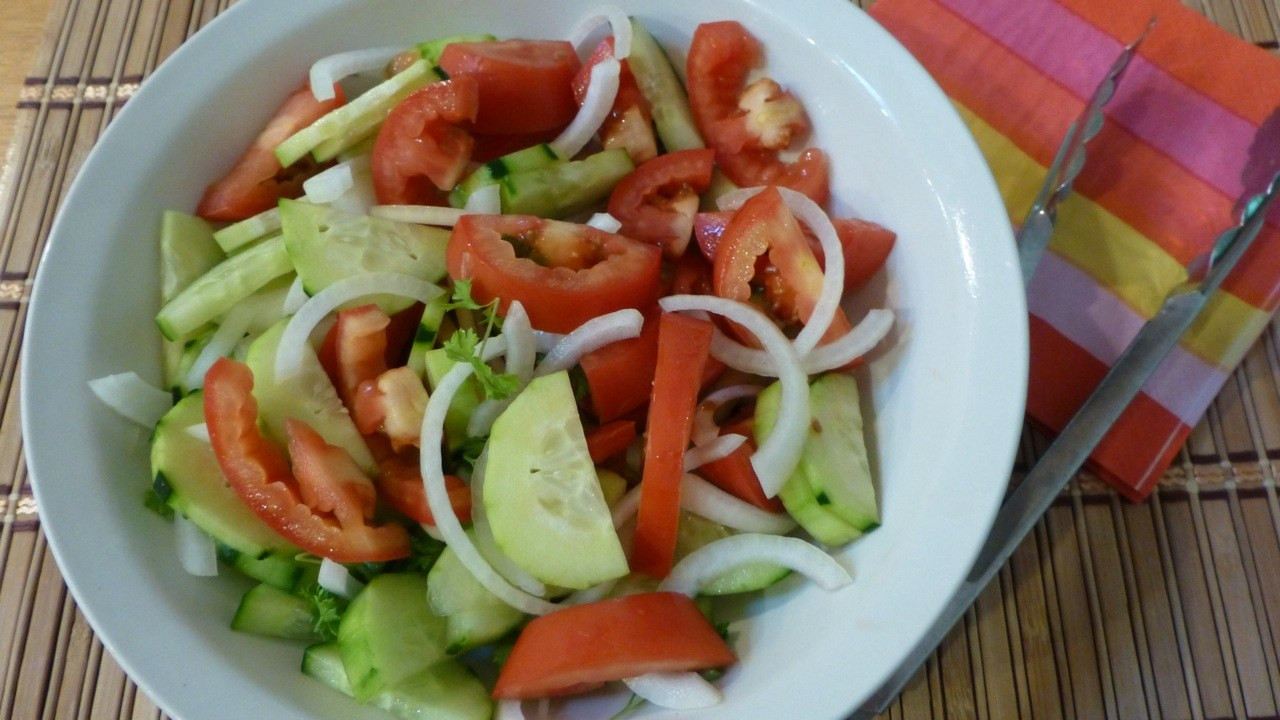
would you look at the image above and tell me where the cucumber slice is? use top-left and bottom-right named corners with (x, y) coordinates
top-left (222, 273), bottom-right (297, 337)
top-left (213, 206), bottom-right (283, 254)
top-left (218, 545), bottom-right (304, 590)
top-left (245, 319), bottom-right (377, 475)
top-left (416, 33), bottom-right (497, 64)
top-left (500, 148), bottom-right (634, 218)
top-left (230, 583), bottom-right (319, 641)
top-left (302, 641), bottom-right (354, 696)
top-left (304, 642), bottom-right (492, 720)
top-left (166, 328), bottom-right (212, 394)
top-left (449, 142), bottom-right (563, 208)
top-left (422, 348), bottom-right (484, 453)
top-left (337, 573), bottom-right (448, 702)
top-left (276, 60), bottom-right (443, 167)
top-left (427, 538), bottom-right (525, 653)
top-left (160, 210), bottom-right (225, 303)
top-left (155, 235), bottom-right (293, 341)
top-left (405, 294), bottom-right (449, 378)
top-left (280, 199), bottom-right (449, 315)
top-left (484, 371), bottom-right (628, 589)
top-left (675, 513), bottom-right (790, 595)
top-left (151, 393), bottom-right (297, 558)
top-left (627, 19), bottom-right (705, 152)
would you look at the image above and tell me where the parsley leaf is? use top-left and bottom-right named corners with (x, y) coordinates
top-left (443, 328), bottom-right (520, 400)
top-left (453, 434), bottom-right (489, 475)
top-left (306, 586), bottom-right (343, 642)
top-left (406, 532), bottom-right (447, 574)
top-left (443, 279), bottom-right (487, 313)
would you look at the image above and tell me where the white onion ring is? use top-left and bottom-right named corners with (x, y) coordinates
top-left (710, 309), bottom-right (895, 376)
top-left (624, 673), bottom-right (722, 709)
top-left (469, 449), bottom-right (549, 596)
top-left (534, 308), bottom-right (644, 377)
top-left (586, 212), bottom-right (622, 233)
top-left (683, 434), bottom-right (747, 471)
top-left (531, 330), bottom-right (566, 353)
top-left (550, 57), bottom-right (620, 159)
top-left (465, 183), bottom-right (501, 214)
top-left (567, 6), bottom-right (633, 59)
top-left (659, 534), bottom-right (851, 597)
top-left (611, 485), bottom-right (642, 529)
top-left (283, 276), bottom-right (309, 315)
top-left (495, 701), bottom-right (527, 720)
top-left (468, 301), bottom-right (535, 437)
top-left (692, 385), bottom-right (761, 446)
top-left (659, 295), bottom-right (806, 497)
top-left (318, 558), bottom-right (364, 599)
top-left (680, 474), bottom-right (795, 534)
top-left (310, 46), bottom-right (405, 101)
top-left (274, 272), bottom-right (444, 383)
top-left (183, 304), bottom-right (254, 391)
top-left (88, 372), bottom-right (173, 428)
top-left (303, 155), bottom-right (368, 203)
top-left (174, 515), bottom-right (218, 577)
top-left (371, 205), bottom-right (466, 227)
top-left (564, 579), bottom-right (618, 605)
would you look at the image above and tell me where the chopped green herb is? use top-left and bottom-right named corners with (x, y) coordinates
top-left (443, 328), bottom-right (520, 400)
top-left (306, 586), bottom-right (343, 642)
top-left (405, 532), bottom-right (447, 574)
top-left (143, 488), bottom-right (173, 519)
top-left (454, 434), bottom-right (489, 475)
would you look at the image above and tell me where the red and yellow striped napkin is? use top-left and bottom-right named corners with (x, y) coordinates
top-left (870, 0), bottom-right (1280, 500)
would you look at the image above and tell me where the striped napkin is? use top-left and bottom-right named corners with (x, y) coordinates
top-left (869, 0), bottom-right (1280, 500)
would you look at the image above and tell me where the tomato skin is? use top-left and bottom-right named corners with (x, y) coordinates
top-left (439, 40), bottom-right (580, 135)
top-left (607, 149), bottom-right (716, 258)
top-left (376, 452), bottom-right (472, 526)
top-left (197, 84), bottom-right (344, 221)
top-left (572, 37), bottom-right (657, 163)
top-left (203, 358), bottom-right (410, 563)
top-left (372, 77), bottom-right (479, 204)
top-left (699, 416), bottom-right (784, 512)
top-left (470, 129), bottom-right (560, 163)
top-left (285, 418), bottom-right (377, 524)
top-left (492, 592), bottom-right (736, 699)
top-left (632, 312), bottom-right (714, 579)
top-left (585, 420), bottom-right (637, 463)
top-left (318, 304), bottom-right (390, 434)
top-left (446, 214), bottom-right (662, 333)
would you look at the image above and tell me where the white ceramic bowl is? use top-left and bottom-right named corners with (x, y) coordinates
top-left (22, 1), bottom-right (1026, 718)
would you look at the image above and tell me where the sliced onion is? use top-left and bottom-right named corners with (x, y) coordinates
top-left (318, 558), bottom-right (364, 599)
top-left (710, 309), bottom-right (894, 376)
top-left (184, 304), bottom-right (254, 391)
top-left (683, 434), bottom-right (746, 471)
top-left (567, 6), bottom-right (633, 59)
top-left (310, 46), bottom-right (405, 102)
top-left (470, 450), bottom-right (549, 596)
top-left (659, 534), bottom-right (851, 597)
top-left (550, 57), bottom-right (620, 160)
top-left (692, 385), bottom-right (761, 445)
top-left (534, 308), bottom-right (644, 377)
top-left (283, 276), bottom-right (309, 315)
top-left (495, 701), bottom-right (527, 720)
top-left (303, 156), bottom-right (368, 203)
top-left (328, 157), bottom-right (377, 216)
top-left (420, 361), bottom-right (560, 615)
top-left (680, 474), bottom-right (795, 534)
top-left (659, 295), bottom-right (807, 497)
top-left (88, 372), bottom-right (173, 428)
top-left (464, 183), bottom-right (501, 214)
top-left (611, 485), bottom-right (642, 529)
top-left (625, 673), bottom-right (721, 709)
top-left (469, 301), bottom-right (535, 437)
top-left (275, 272), bottom-right (444, 383)
top-left (531, 330), bottom-right (566, 353)
top-left (174, 514), bottom-right (218, 577)
top-left (564, 578), bottom-right (617, 605)
top-left (586, 212), bottom-right (622, 233)
top-left (185, 423), bottom-right (211, 442)
top-left (371, 204), bottom-right (466, 227)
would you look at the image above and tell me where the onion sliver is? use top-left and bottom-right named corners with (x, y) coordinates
top-left (419, 361), bottom-right (559, 615)
top-left (531, 330), bottom-right (565, 353)
top-left (318, 558), bottom-right (364, 599)
top-left (680, 474), bottom-right (796, 534)
top-left (534, 308), bottom-right (644, 377)
top-left (550, 58), bottom-right (620, 160)
top-left (465, 183), bottom-right (501, 214)
top-left (174, 515), bottom-right (218, 577)
top-left (371, 204), bottom-right (466, 227)
top-left (283, 276), bottom-right (309, 315)
top-left (303, 155), bottom-right (369, 204)
top-left (88, 372), bottom-right (173, 428)
top-left (683, 434), bottom-right (746, 471)
top-left (185, 423), bottom-right (211, 443)
top-left (624, 673), bottom-right (722, 710)
top-left (564, 578), bottom-right (617, 605)
top-left (468, 301), bottom-right (536, 437)
top-left (659, 295), bottom-right (807, 498)
top-left (470, 451), bottom-right (548, 596)
top-left (660, 534), bottom-right (851, 597)
top-left (692, 384), bottom-right (761, 446)
top-left (310, 46), bottom-right (404, 102)
top-left (586, 212), bottom-right (622, 233)
top-left (567, 6), bottom-right (633, 59)
top-left (495, 701), bottom-right (527, 720)
top-left (611, 485), bottom-right (642, 529)
top-left (184, 304), bottom-right (254, 391)
top-left (710, 309), bottom-right (895, 377)
top-left (275, 273), bottom-right (444, 383)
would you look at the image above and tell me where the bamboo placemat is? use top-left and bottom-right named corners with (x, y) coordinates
top-left (2, 0), bottom-right (1279, 718)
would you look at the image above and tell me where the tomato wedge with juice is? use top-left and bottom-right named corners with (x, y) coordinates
top-left (572, 36), bottom-right (658, 163)
top-left (439, 39), bottom-right (580, 135)
top-left (607, 149), bottom-right (716, 258)
top-left (446, 214), bottom-right (662, 333)
top-left (371, 77), bottom-right (479, 205)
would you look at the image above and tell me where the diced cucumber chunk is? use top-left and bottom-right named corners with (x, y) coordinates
top-left (218, 545), bottom-right (304, 590)
top-left (303, 642), bottom-right (492, 720)
top-left (213, 206), bottom-right (284, 254)
top-left (245, 319), bottom-right (377, 475)
top-left (156, 235), bottom-right (293, 341)
top-left (221, 273), bottom-right (298, 337)
top-left (627, 19), bottom-right (705, 152)
top-left (422, 348), bottom-right (484, 453)
top-left (428, 537), bottom-right (525, 653)
top-left (406, 294), bottom-right (449, 378)
top-left (231, 583), bottom-right (319, 641)
top-left (276, 60), bottom-right (443, 167)
top-left (337, 573), bottom-right (448, 702)
top-left (160, 210), bottom-right (225, 303)
top-left (448, 142), bottom-right (563, 208)
top-left (675, 513), bottom-right (790, 595)
top-left (280, 199), bottom-right (449, 315)
top-left (500, 149), bottom-right (634, 218)
top-left (302, 641), bottom-right (354, 696)
top-left (166, 328), bottom-right (212, 394)
top-left (151, 393), bottom-right (296, 558)
top-left (484, 372), bottom-right (628, 589)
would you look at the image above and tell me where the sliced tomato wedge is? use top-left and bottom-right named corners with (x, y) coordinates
top-left (446, 214), bottom-right (662, 333)
top-left (686, 21), bottom-right (829, 204)
top-left (438, 39), bottom-right (580, 135)
top-left (196, 83), bottom-right (344, 221)
top-left (572, 37), bottom-right (657, 163)
top-left (285, 418), bottom-right (377, 525)
top-left (203, 358), bottom-right (410, 563)
top-left (318, 304), bottom-right (390, 429)
top-left (371, 77), bottom-right (479, 205)
top-left (632, 312), bottom-right (714, 579)
top-left (699, 416), bottom-right (784, 512)
top-left (607, 149), bottom-right (715, 258)
top-left (585, 420), bottom-right (637, 464)
top-left (376, 451), bottom-right (473, 526)
top-left (470, 129), bottom-right (560, 163)
top-left (493, 591), bottom-right (736, 699)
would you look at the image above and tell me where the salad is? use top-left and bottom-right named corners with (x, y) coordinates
top-left (90, 9), bottom-right (898, 719)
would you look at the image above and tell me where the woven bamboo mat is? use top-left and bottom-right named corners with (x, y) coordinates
top-left (2, 0), bottom-right (1280, 718)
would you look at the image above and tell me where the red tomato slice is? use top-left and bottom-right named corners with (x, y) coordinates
top-left (439, 40), bottom-right (580, 135)
top-left (585, 420), bottom-right (637, 463)
top-left (686, 21), bottom-right (829, 204)
top-left (699, 416), bottom-right (784, 512)
top-left (446, 214), bottom-right (662, 333)
top-left (285, 418), bottom-right (377, 525)
top-left (632, 312), bottom-right (714, 579)
top-left (197, 84), bottom-right (344, 221)
top-left (203, 358), bottom-right (410, 562)
top-left (384, 302), bottom-right (424, 367)
top-left (376, 451), bottom-right (473, 526)
top-left (492, 592), bottom-right (736, 699)
top-left (572, 37), bottom-right (657, 163)
top-left (607, 149), bottom-right (716, 258)
top-left (372, 77), bottom-right (479, 205)
top-left (470, 129), bottom-right (560, 163)
top-left (318, 304), bottom-right (390, 429)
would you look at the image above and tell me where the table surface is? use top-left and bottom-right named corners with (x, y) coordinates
top-left (2, 1), bottom-right (1280, 720)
